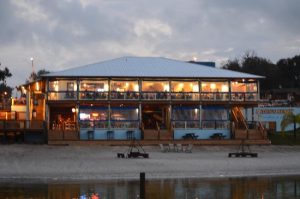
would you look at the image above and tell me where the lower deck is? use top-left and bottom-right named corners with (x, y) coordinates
top-left (48, 139), bottom-right (271, 146)
top-left (47, 128), bottom-right (270, 146)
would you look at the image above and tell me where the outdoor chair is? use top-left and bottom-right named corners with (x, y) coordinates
top-left (159, 144), bottom-right (168, 152)
top-left (176, 143), bottom-right (184, 152)
top-left (168, 143), bottom-right (175, 152)
top-left (185, 144), bottom-right (193, 153)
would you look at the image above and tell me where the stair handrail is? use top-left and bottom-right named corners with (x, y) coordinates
top-left (156, 121), bottom-right (160, 140)
top-left (236, 107), bottom-right (248, 130)
top-left (231, 108), bottom-right (239, 126)
top-left (140, 122), bottom-right (145, 140)
top-left (232, 107), bottom-right (248, 130)
top-left (257, 121), bottom-right (267, 139)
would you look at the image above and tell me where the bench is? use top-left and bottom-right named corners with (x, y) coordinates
top-left (182, 133), bottom-right (198, 140)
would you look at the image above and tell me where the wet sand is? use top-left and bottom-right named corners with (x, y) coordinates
top-left (0, 145), bottom-right (299, 181)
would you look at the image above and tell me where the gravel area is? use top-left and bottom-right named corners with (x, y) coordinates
top-left (0, 144), bottom-right (299, 181)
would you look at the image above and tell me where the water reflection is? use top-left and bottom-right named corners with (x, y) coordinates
top-left (0, 176), bottom-right (299, 199)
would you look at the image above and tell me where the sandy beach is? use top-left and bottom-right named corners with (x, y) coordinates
top-left (0, 144), bottom-right (300, 181)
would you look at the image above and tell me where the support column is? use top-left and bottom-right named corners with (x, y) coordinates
top-left (169, 104), bottom-right (172, 129)
top-left (228, 80), bottom-right (232, 101)
top-left (26, 90), bottom-right (31, 121)
top-left (108, 78), bottom-right (111, 100)
top-left (199, 104), bottom-right (202, 129)
top-left (76, 78), bottom-right (80, 100)
top-left (139, 78), bottom-right (143, 100)
top-left (198, 80), bottom-right (202, 101)
top-left (108, 103), bottom-right (111, 130)
top-left (139, 102), bottom-right (142, 127)
top-left (257, 80), bottom-right (260, 100)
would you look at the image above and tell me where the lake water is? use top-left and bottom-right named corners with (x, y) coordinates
top-left (0, 175), bottom-right (299, 199)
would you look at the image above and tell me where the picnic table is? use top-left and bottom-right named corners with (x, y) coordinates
top-left (210, 133), bottom-right (226, 140)
top-left (182, 133), bottom-right (198, 140)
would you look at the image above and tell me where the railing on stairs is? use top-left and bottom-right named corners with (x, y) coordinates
top-left (257, 121), bottom-right (267, 139)
top-left (232, 107), bottom-right (248, 130)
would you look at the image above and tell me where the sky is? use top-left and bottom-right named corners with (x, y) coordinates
top-left (0, 0), bottom-right (300, 93)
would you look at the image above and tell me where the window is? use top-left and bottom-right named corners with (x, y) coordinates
top-left (231, 81), bottom-right (257, 93)
top-left (49, 80), bottom-right (76, 91)
top-left (110, 107), bottom-right (139, 121)
top-left (79, 106), bottom-right (108, 129)
top-left (201, 81), bottom-right (229, 92)
top-left (172, 106), bottom-right (199, 128)
top-left (172, 106), bottom-right (199, 121)
top-left (201, 107), bottom-right (228, 120)
top-left (110, 106), bottom-right (139, 129)
top-left (142, 81), bottom-right (169, 92)
top-left (80, 80), bottom-right (108, 92)
top-left (79, 80), bottom-right (108, 100)
top-left (110, 80), bottom-right (139, 92)
top-left (79, 107), bottom-right (108, 121)
top-left (171, 81), bottom-right (198, 92)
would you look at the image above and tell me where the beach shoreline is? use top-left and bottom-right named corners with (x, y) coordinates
top-left (0, 145), bottom-right (300, 182)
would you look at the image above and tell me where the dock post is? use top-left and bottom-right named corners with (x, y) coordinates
top-left (140, 172), bottom-right (145, 199)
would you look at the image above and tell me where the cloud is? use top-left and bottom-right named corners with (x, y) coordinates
top-left (0, 0), bottom-right (300, 91)
top-left (134, 19), bottom-right (172, 39)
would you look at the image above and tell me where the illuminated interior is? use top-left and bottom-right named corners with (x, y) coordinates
top-left (80, 80), bottom-right (108, 92)
top-left (171, 81), bottom-right (199, 92)
top-left (49, 80), bottom-right (77, 91)
top-left (110, 80), bottom-right (139, 92)
top-left (142, 81), bottom-right (169, 92)
top-left (201, 81), bottom-right (229, 92)
top-left (231, 82), bottom-right (257, 92)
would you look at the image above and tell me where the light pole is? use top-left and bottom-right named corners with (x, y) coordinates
top-left (30, 57), bottom-right (34, 73)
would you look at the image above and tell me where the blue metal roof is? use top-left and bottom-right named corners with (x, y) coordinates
top-left (43, 56), bottom-right (264, 79)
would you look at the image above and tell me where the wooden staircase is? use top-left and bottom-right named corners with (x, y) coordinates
top-left (143, 129), bottom-right (173, 140)
top-left (48, 130), bottom-right (79, 140)
top-left (232, 106), bottom-right (267, 140)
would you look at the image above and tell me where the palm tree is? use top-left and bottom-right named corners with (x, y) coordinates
top-left (281, 112), bottom-right (300, 138)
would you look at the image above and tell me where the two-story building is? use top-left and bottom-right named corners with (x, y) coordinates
top-left (21, 56), bottom-right (267, 144)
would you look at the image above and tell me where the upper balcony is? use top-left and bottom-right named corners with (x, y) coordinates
top-left (46, 79), bottom-right (259, 103)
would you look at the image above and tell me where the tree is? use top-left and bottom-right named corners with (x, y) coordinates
top-left (221, 51), bottom-right (283, 92)
top-left (281, 112), bottom-right (300, 138)
top-left (240, 51), bottom-right (278, 91)
top-left (26, 69), bottom-right (50, 83)
top-left (277, 55), bottom-right (300, 88)
top-left (222, 58), bottom-right (241, 71)
top-left (0, 62), bottom-right (13, 100)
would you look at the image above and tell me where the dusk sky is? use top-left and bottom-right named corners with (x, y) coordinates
top-left (0, 0), bottom-right (300, 93)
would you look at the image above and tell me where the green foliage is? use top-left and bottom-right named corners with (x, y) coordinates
top-left (222, 58), bottom-right (241, 71)
top-left (26, 69), bottom-right (50, 83)
top-left (280, 112), bottom-right (300, 138)
top-left (281, 112), bottom-right (293, 132)
top-left (222, 52), bottom-right (300, 92)
top-left (276, 55), bottom-right (300, 88)
top-left (269, 131), bottom-right (300, 145)
top-left (0, 63), bottom-right (13, 99)
top-left (0, 67), bottom-right (12, 81)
